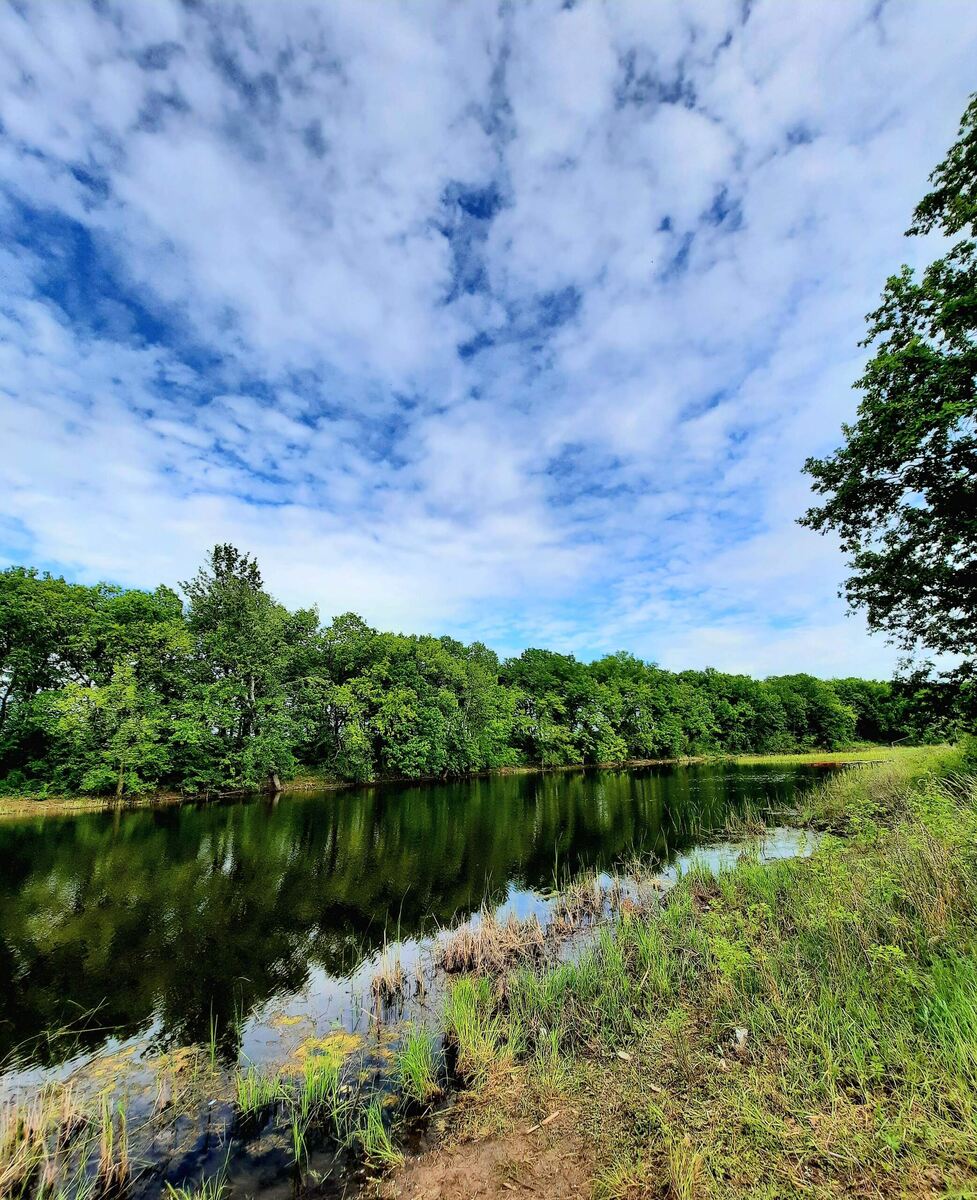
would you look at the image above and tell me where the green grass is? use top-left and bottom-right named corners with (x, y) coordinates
top-left (442, 976), bottom-right (507, 1086)
top-left (730, 743), bottom-right (930, 767)
top-left (233, 1066), bottom-right (284, 1115)
top-left (296, 1055), bottom-right (347, 1133)
top-left (356, 1097), bottom-right (404, 1169)
top-left (163, 1172), bottom-right (228, 1200)
top-left (436, 744), bottom-right (977, 1196)
top-left (395, 1025), bottom-right (441, 1105)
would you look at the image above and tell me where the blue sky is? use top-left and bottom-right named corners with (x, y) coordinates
top-left (1, 1), bottom-right (975, 676)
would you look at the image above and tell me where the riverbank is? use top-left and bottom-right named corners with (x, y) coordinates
top-left (1, 748), bottom-right (967, 1197)
top-left (0, 745), bottom-right (906, 820)
top-left (378, 744), bottom-right (976, 1198)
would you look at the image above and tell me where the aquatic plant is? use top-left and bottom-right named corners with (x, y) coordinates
top-left (436, 910), bottom-right (545, 975)
top-left (395, 1025), bottom-right (441, 1105)
top-left (233, 1067), bottom-right (284, 1116)
top-left (356, 1097), bottom-right (403, 1169)
top-left (289, 1109), bottom-right (306, 1169)
top-left (163, 1172), bottom-right (228, 1200)
top-left (96, 1096), bottom-right (129, 1194)
top-left (370, 948), bottom-right (406, 1007)
top-left (296, 1056), bottom-right (345, 1129)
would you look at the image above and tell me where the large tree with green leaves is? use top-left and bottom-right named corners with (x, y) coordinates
top-left (801, 93), bottom-right (977, 688)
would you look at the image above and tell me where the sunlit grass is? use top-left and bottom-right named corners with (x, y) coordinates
top-left (443, 976), bottom-right (507, 1086)
top-left (356, 1097), bottom-right (404, 1169)
top-left (395, 1025), bottom-right (441, 1105)
top-left (439, 746), bottom-right (977, 1195)
top-left (164, 1171), bottom-right (228, 1200)
top-left (233, 1066), bottom-right (284, 1115)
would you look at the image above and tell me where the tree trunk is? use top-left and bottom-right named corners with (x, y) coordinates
top-left (269, 771), bottom-right (282, 793)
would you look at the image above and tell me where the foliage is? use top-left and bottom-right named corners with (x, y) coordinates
top-left (802, 92), bottom-right (977, 700)
top-left (0, 547), bottom-right (957, 796)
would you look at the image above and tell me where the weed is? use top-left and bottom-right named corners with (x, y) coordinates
top-left (396, 1025), bottom-right (441, 1105)
top-left (356, 1097), bottom-right (403, 1169)
top-left (234, 1067), bottom-right (284, 1116)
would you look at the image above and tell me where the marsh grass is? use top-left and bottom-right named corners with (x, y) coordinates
top-left (296, 1057), bottom-right (344, 1124)
top-left (442, 976), bottom-right (507, 1085)
top-left (95, 1095), bottom-right (129, 1195)
top-left (395, 1025), bottom-right (441, 1105)
top-left (436, 910), bottom-right (545, 975)
top-left (434, 746), bottom-right (977, 1196)
top-left (356, 1097), bottom-right (404, 1169)
top-left (1, 1094), bottom-right (49, 1198)
top-left (163, 1170), bottom-right (228, 1200)
top-left (370, 947), bottom-right (406, 1007)
top-left (233, 1067), bottom-right (284, 1116)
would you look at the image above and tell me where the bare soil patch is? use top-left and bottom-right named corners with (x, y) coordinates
top-left (380, 1118), bottom-right (594, 1200)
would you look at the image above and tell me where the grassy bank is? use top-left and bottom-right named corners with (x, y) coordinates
top-left (388, 744), bottom-right (977, 1198)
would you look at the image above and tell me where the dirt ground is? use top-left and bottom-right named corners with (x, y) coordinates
top-left (379, 1111), bottom-right (595, 1200)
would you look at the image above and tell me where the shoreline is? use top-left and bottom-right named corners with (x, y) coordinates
top-left (0, 746), bottom-right (902, 821)
top-left (0, 745), bottom-right (964, 1200)
top-left (380, 743), bottom-right (974, 1198)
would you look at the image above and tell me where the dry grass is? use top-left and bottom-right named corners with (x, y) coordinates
top-left (436, 911), bottom-right (546, 975)
top-left (0, 1085), bottom-right (128, 1200)
top-left (370, 948), bottom-right (407, 1006)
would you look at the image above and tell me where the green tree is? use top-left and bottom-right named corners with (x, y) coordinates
top-left (55, 659), bottom-right (169, 796)
top-left (801, 94), bottom-right (977, 691)
top-left (179, 545), bottom-right (316, 789)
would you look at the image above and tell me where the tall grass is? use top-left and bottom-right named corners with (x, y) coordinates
top-left (356, 1097), bottom-right (404, 1169)
top-left (442, 748), bottom-right (977, 1194)
top-left (395, 1025), bottom-right (441, 1105)
top-left (442, 976), bottom-right (507, 1085)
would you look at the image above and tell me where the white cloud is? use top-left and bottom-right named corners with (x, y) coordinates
top-left (1, 0), bottom-right (975, 677)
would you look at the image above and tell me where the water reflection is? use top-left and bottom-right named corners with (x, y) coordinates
top-left (0, 763), bottom-right (821, 1072)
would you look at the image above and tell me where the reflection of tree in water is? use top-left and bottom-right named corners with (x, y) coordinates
top-left (0, 764), bottom-right (812, 1068)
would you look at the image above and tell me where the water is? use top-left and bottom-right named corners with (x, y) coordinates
top-left (0, 761), bottom-right (831, 1092)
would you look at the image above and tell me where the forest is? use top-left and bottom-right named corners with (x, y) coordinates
top-left (0, 544), bottom-right (955, 798)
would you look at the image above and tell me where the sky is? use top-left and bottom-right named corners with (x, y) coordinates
top-left (1, 1), bottom-right (975, 678)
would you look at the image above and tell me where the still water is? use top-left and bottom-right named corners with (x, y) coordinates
top-left (0, 761), bottom-right (828, 1089)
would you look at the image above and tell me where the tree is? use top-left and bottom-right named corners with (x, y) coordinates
top-left (179, 544), bottom-right (314, 789)
top-left (801, 94), bottom-right (977, 692)
top-left (55, 659), bottom-right (169, 796)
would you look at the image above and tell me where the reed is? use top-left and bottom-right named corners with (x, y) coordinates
top-left (370, 948), bottom-right (406, 1006)
top-left (395, 1025), bottom-right (441, 1105)
top-left (356, 1097), bottom-right (403, 1169)
top-left (233, 1067), bottom-right (284, 1116)
top-left (96, 1096), bottom-right (129, 1195)
top-left (436, 910), bottom-right (545, 975)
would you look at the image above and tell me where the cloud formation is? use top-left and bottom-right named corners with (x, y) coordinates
top-left (1, 0), bottom-right (975, 675)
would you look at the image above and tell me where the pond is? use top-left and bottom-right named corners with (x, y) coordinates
top-left (0, 760), bottom-right (831, 1095)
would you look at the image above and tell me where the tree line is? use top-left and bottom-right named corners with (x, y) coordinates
top-left (0, 545), bottom-right (955, 797)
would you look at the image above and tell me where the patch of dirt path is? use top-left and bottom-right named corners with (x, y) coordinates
top-left (379, 1118), bottom-right (595, 1200)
